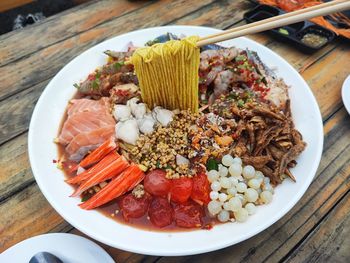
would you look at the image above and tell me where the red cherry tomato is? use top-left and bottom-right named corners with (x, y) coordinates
top-left (170, 177), bottom-right (193, 203)
top-left (148, 197), bottom-right (173, 228)
top-left (174, 201), bottom-right (203, 228)
top-left (191, 173), bottom-right (210, 205)
top-left (144, 169), bottom-right (171, 197)
top-left (119, 192), bottom-right (152, 221)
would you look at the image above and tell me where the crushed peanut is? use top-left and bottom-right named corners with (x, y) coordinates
top-left (132, 184), bottom-right (145, 198)
top-left (127, 110), bottom-right (200, 179)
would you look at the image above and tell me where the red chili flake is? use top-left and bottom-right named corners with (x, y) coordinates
top-left (203, 223), bottom-right (213, 230)
top-left (87, 73), bottom-right (96, 81)
top-left (115, 89), bottom-right (130, 96)
top-left (199, 84), bottom-right (207, 93)
top-left (232, 133), bottom-right (239, 139)
top-left (52, 159), bottom-right (57, 163)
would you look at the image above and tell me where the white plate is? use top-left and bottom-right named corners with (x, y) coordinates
top-left (342, 75), bottom-right (350, 115)
top-left (28, 26), bottom-right (323, 256)
top-left (0, 233), bottom-right (114, 263)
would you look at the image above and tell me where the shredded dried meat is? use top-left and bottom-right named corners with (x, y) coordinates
top-left (208, 96), bottom-right (306, 184)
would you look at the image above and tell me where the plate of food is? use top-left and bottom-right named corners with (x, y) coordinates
top-left (28, 25), bottom-right (323, 256)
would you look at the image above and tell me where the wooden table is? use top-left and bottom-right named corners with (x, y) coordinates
top-left (1, 0), bottom-right (349, 262)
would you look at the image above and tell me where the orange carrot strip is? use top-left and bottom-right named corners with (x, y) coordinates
top-left (66, 151), bottom-right (120, 185)
top-left (68, 164), bottom-right (79, 173)
top-left (71, 156), bottom-right (129, 197)
top-left (79, 137), bottom-right (117, 169)
top-left (79, 165), bottom-right (144, 210)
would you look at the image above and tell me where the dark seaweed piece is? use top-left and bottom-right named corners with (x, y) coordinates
top-left (206, 158), bottom-right (219, 171)
top-left (146, 33), bottom-right (226, 51)
top-left (145, 32), bottom-right (179, 46)
top-left (200, 43), bottom-right (225, 52)
top-left (246, 49), bottom-right (276, 77)
top-left (103, 50), bottom-right (134, 61)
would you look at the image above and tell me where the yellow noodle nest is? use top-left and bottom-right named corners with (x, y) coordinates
top-left (129, 36), bottom-right (200, 112)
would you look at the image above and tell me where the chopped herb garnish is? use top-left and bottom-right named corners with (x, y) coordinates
top-left (227, 93), bottom-right (238, 100)
top-left (113, 61), bottom-right (124, 70)
top-left (237, 99), bottom-right (245, 108)
top-left (156, 160), bottom-right (161, 168)
top-left (244, 90), bottom-right (254, 98)
top-left (235, 55), bottom-right (247, 62)
top-left (92, 80), bottom-right (99, 90)
top-left (207, 158), bottom-right (219, 171)
top-left (73, 83), bottom-right (80, 89)
top-left (278, 28), bottom-right (289, 35)
top-left (95, 71), bottom-right (101, 79)
top-left (146, 39), bottom-right (160, 46)
top-left (81, 195), bottom-right (90, 202)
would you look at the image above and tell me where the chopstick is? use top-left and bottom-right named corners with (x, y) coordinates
top-left (199, 0), bottom-right (347, 42)
top-left (196, 0), bottom-right (350, 47)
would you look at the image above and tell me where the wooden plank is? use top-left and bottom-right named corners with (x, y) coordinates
top-left (0, 133), bottom-right (32, 202)
top-left (0, 0), bottom-right (151, 66)
top-left (0, 0), bottom-right (214, 101)
top-left (0, 0), bottom-right (33, 12)
top-left (302, 43), bottom-right (350, 120)
top-left (0, 80), bottom-right (48, 145)
top-left (68, 229), bottom-right (159, 263)
top-left (285, 192), bottom-right (350, 263)
top-left (156, 108), bottom-right (350, 263)
top-left (172, 0), bottom-right (252, 29)
top-left (0, 184), bottom-right (65, 252)
top-left (263, 39), bottom-right (336, 73)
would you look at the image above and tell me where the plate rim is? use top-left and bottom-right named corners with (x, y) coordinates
top-left (28, 25), bottom-right (324, 256)
top-left (0, 233), bottom-right (114, 262)
top-left (341, 75), bottom-right (350, 115)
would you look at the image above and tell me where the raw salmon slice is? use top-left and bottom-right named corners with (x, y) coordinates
top-left (66, 125), bottom-right (115, 161)
top-left (67, 97), bottom-right (110, 116)
top-left (58, 111), bottom-right (115, 145)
